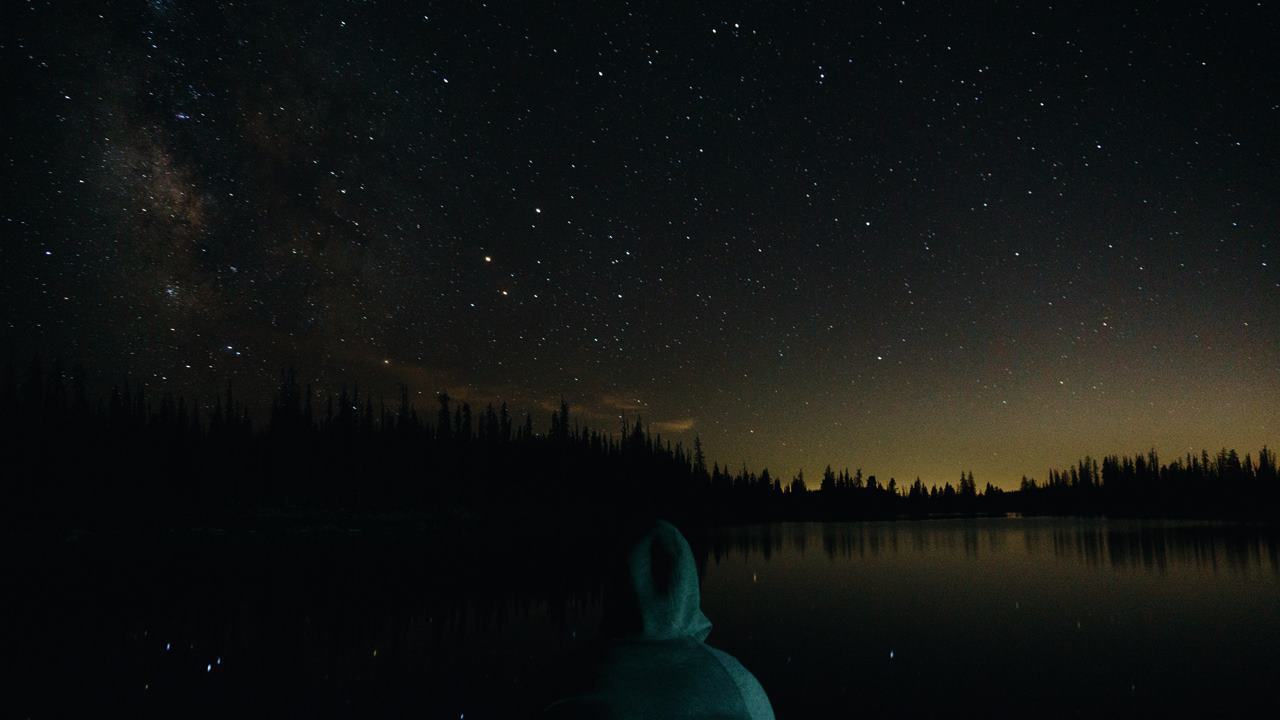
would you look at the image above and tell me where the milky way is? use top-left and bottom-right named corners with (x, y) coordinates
top-left (3, 2), bottom-right (1277, 487)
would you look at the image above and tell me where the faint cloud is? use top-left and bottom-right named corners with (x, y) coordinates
top-left (600, 393), bottom-right (647, 412)
top-left (651, 417), bottom-right (696, 433)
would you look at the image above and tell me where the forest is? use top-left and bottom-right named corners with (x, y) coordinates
top-left (3, 355), bottom-right (1277, 530)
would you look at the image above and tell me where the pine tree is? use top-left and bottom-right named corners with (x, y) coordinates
top-left (436, 392), bottom-right (452, 441)
top-left (693, 435), bottom-right (707, 477)
top-left (821, 464), bottom-right (836, 493)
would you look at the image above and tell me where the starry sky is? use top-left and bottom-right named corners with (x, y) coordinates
top-left (3, 1), bottom-right (1277, 488)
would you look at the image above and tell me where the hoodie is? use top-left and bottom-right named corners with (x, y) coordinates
top-left (539, 518), bottom-right (776, 720)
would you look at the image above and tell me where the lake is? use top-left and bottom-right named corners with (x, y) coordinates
top-left (694, 518), bottom-right (1280, 717)
top-left (12, 516), bottom-right (1279, 716)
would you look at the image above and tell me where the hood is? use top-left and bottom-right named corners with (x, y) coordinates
top-left (601, 518), bottom-right (712, 643)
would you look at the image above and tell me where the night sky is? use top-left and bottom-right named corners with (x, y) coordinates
top-left (3, 1), bottom-right (1277, 489)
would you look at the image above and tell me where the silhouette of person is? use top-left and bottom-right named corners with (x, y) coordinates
top-left (539, 517), bottom-right (775, 719)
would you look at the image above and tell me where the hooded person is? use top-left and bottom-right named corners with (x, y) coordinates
top-left (539, 516), bottom-right (775, 719)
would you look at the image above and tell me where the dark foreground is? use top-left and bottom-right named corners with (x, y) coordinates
top-left (8, 511), bottom-right (1280, 717)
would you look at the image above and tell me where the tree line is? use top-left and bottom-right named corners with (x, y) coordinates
top-left (2, 355), bottom-right (1276, 529)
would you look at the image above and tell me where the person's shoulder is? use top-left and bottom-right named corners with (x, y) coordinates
top-left (700, 645), bottom-right (777, 720)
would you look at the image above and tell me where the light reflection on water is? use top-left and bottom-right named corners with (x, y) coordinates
top-left (692, 517), bottom-right (1280, 576)
top-left (16, 517), bottom-right (1280, 716)
top-left (692, 518), bottom-right (1280, 717)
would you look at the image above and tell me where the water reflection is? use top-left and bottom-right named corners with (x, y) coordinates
top-left (691, 518), bottom-right (1280, 576)
top-left (15, 518), bottom-right (1280, 716)
top-left (693, 518), bottom-right (1280, 718)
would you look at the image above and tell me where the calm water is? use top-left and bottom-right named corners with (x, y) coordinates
top-left (13, 517), bottom-right (1280, 716)
top-left (694, 518), bottom-right (1280, 717)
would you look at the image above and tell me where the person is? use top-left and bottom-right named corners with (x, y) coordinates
top-left (539, 516), bottom-right (775, 719)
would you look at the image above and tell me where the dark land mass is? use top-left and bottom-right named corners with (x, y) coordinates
top-left (3, 356), bottom-right (1276, 535)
